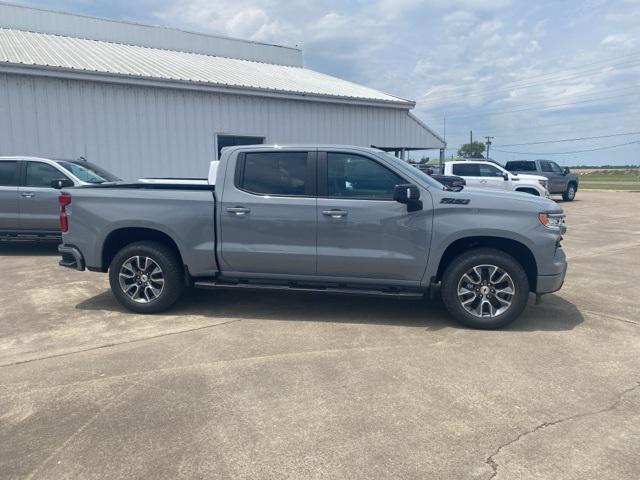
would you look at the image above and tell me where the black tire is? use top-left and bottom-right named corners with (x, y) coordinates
top-left (108, 241), bottom-right (184, 313)
top-left (562, 182), bottom-right (577, 201)
top-left (440, 248), bottom-right (530, 329)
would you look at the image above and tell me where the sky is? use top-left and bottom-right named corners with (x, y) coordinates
top-left (11, 0), bottom-right (640, 166)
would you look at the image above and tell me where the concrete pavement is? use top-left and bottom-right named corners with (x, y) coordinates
top-left (1, 190), bottom-right (638, 479)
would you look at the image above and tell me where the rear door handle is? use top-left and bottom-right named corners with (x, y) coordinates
top-left (480, 180), bottom-right (487, 184)
top-left (227, 206), bottom-right (250, 215)
top-left (20, 192), bottom-right (35, 198)
top-left (322, 209), bottom-right (347, 218)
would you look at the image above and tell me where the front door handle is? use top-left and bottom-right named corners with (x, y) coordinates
top-left (227, 206), bottom-right (250, 216)
top-left (322, 209), bottom-right (348, 218)
top-left (480, 180), bottom-right (487, 184)
top-left (20, 192), bottom-right (35, 198)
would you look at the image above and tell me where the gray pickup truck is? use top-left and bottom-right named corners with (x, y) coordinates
top-left (504, 160), bottom-right (579, 201)
top-left (58, 145), bottom-right (567, 329)
top-left (0, 156), bottom-right (120, 238)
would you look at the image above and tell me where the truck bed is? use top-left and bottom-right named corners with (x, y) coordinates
top-left (62, 183), bottom-right (218, 277)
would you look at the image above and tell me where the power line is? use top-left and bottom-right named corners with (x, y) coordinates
top-left (421, 52), bottom-right (640, 100)
top-left (444, 90), bottom-right (640, 119)
top-left (494, 131), bottom-right (640, 147)
top-left (421, 58), bottom-right (640, 103)
top-left (492, 140), bottom-right (640, 155)
top-left (421, 109), bottom-right (640, 135)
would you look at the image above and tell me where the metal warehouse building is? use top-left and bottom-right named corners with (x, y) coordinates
top-left (0, 3), bottom-right (445, 180)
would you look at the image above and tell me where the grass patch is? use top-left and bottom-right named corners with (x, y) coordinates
top-left (580, 183), bottom-right (640, 191)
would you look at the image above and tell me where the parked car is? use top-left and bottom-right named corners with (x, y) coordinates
top-left (504, 160), bottom-right (579, 201)
top-left (58, 145), bottom-right (567, 329)
top-left (0, 156), bottom-right (120, 238)
top-left (443, 160), bottom-right (549, 197)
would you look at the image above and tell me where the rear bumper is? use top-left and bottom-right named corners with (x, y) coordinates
top-left (58, 244), bottom-right (85, 271)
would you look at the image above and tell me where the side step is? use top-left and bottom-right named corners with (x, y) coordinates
top-left (193, 280), bottom-right (424, 299)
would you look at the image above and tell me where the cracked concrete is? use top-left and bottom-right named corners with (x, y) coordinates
top-left (0, 190), bottom-right (639, 479)
top-left (485, 382), bottom-right (640, 479)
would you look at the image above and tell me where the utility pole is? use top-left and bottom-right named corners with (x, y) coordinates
top-left (470, 130), bottom-right (473, 144)
top-left (484, 136), bottom-right (494, 159)
top-left (443, 113), bottom-right (446, 142)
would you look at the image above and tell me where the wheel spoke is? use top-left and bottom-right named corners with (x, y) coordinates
top-left (119, 256), bottom-right (164, 304)
top-left (457, 263), bottom-right (516, 319)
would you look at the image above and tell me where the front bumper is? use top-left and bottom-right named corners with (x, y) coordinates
top-left (536, 258), bottom-right (567, 294)
top-left (58, 244), bottom-right (86, 271)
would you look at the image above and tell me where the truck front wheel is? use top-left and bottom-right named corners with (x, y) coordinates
top-left (440, 248), bottom-right (530, 329)
top-left (562, 182), bottom-right (577, 201)
top-left (108, 241), bottom-right (184, 313)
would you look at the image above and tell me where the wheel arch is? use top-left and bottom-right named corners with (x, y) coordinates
top-left (514, 187), bottom-right (540, 196)
top-left (435, 236), bottom-right (538, 291)
top-left (101, 227), bottom-right (184, 272)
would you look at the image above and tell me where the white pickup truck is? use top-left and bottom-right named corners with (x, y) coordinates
top-left (444, 160), bottom-right (549, 197)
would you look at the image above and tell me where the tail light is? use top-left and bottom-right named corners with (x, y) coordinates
top-left (59, 192), bottom-right (71, 232)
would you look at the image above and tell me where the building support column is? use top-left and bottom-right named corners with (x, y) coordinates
top-left (439, 148), bottom-right (445, 173)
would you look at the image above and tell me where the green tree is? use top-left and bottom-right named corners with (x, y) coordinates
top-left (457, 141), bottom-right (486, 159)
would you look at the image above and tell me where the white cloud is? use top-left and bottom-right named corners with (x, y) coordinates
top-left (601, 34), bottom-right (636, 49)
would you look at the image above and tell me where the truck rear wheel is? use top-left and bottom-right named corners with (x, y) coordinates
top-left (440, 248), bottom-right (530, 329)
top-left (108, 241), bottom-right (184, 313)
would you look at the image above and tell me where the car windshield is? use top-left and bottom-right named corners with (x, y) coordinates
top-left (57, 161), bottom-right (120, 184)
top-left (377, 152), bottom-right (445, 189)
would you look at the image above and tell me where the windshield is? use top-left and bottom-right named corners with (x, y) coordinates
top-left (377, 152), bottom-right (445, 189)
top-left (57, 161), bottom-right (120, 184)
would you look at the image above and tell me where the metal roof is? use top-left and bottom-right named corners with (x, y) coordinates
top-left (0, 28), bottom-right (413, 107)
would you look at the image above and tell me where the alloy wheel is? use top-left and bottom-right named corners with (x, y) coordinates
top-left (118, 256), bottom-right (165, 303)
top-left (457, 264), bottom-right (515, 318)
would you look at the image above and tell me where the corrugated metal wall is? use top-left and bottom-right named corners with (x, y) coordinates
top-left (0, 73), bottom-right (442, 180)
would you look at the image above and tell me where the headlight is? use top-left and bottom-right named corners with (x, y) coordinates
top-left (538, 212), bottom-right (565, 229)
top-left (538, 179), bottom-right (548, 189)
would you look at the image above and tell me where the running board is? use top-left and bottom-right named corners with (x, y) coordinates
top-left (193, 280), bottom-right (424, 299)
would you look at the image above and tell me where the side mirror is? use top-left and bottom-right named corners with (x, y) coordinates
top-left (51, 178), bottom-right (74, 189)
top-left (393, 184), bottom-right (422, 212)
top-left (563, 167), bottom-right (570, 175)
top-left (503, 173), bottom-right (509, 181)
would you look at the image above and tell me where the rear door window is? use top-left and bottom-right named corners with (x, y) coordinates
top-left (452, 164), bottom-right (480, 176)
top-left (237, 152), bottom-right (312, 196)
top-left (25, 162), bottom-right (69, 188)
top-left (0, 161), bottom-right (18, 186)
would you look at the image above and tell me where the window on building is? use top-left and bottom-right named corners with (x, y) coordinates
top-left (239, 152), bottom-right (309, 196)
top-left (25, 162), bottom-right (68, 188)
top-left (217, 135), bottom-right (264, 159)
top-left (327, 153), bottom-right (403, 200)
top-left (0, 161), bottom-right (18, 186)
